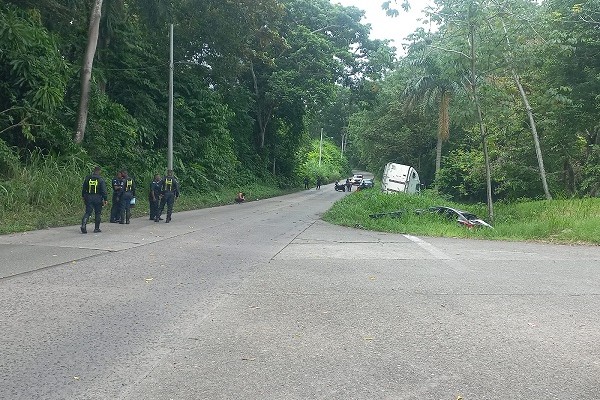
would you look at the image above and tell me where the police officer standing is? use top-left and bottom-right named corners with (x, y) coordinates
top-left (155, 169), bottom-right (179, 223)
top-left (110, 171), bottom-right (123, 223)
top-left (149, 174), bottom-right (162, 221)
top-left (119, 170), bottom-right (136, 224)
top-left (81, 166), bottom-right (108, 234)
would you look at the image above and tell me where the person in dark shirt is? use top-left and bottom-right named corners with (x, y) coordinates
top-left (155, 169), bottom-right (179, 223)
top-left (119, 170), bottom-right (136, 224)
top-left (149, 174), bottom-right (162, 221)
top-left (235, 192), bottom-right (245, 203)
top-left (110, 171), bottom-right (123, 223)
top-left (80, 166), bottom-right (108, 234)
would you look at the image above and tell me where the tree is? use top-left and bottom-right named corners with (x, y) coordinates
top-left (402, 49), bottom-right (464, 179)
top-left (498, 17), bottom-right (552, 200)
top-left (0, 3), bottom-right (69, 150)
top-left (74, 0), bottom-right (103, 144)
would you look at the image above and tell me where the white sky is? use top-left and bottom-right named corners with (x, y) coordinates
top-left (331, 0), bottom-right (435, 55)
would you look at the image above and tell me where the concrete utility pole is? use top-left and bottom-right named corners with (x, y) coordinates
top-left (168, 24), bottom-right (174, 171)
top-left (318, 128), bottom-right (323, 167)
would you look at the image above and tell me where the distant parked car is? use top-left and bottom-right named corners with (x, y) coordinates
top-left (351, 174), bottom-right (364, 185)
top-left (427, 206), bottom-right (493, 228)
top-left (357, 178), bottom-right (374, 190)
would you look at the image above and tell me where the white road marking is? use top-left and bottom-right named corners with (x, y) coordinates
top-left (404, 234), bottom-right (453, 260)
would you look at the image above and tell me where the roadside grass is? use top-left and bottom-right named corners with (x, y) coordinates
top-left (0, 154), bottom-right (294, 235)
top-left (173, 184), bottom-right (295, 214)
top-left (0, 182), bottom-right (293, 235)
top-left (322, 189), bottom-right (600, 245)
top-left (0, 152), bottom-right (94, 234)
top-left (3, 158), bottom-right (598, 246)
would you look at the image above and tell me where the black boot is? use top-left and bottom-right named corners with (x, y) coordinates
top-left (80, 217), bottom-right (87, 234)
top-left (93, 222), bottom-right (101, 233)
top-left (165, 214), bottom-right (171, 223)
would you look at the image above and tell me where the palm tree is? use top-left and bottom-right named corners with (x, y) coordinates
top-left (403, 55), bottom-right (464, 179)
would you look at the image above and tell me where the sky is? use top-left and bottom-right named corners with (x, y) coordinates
top-left (330, 0), bottom-right (434, 55)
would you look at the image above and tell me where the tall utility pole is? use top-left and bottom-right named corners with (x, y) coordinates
top-left (168, 24), bottom-right (174, 171)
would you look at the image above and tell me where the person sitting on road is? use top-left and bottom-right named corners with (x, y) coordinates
top-left (235, 192), bottom-right (245, 203)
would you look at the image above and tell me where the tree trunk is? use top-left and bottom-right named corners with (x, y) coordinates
top-left (250, 61), bottom-right (270, 148)
top-left (435, 89), bottom-right (450, 179)
top-left (475, 97), bottom-right (494, 223)
top-left (501, 20), bottom-right (552, 200)
top-left (74, 0), bottom-right (103, 144)
top-left (513, 73), bottom-right (552, 200)
top-left (469, 22), bottom-right (494, 223)
top-left (435, 134), bottom-right (442, 178)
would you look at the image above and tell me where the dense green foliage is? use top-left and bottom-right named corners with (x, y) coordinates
top-left (351, 0), bottom-right (600, 205)
top-left (2, 0), bottom-right (600, 235)
top-left (323, 189), bottom-right (600, 244)
top-left (296, 138), bottom-right (350, 185)
top-left (0, 0), bottom-right (393, 192)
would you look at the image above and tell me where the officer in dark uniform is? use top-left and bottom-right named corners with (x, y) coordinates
top-left (81, 166), bottom-right (108, 234)
top-left (110, 171), bottom-right (123, 223)
top-left (119, 170), bottom-right (136, 224)
top-left (149, 174), bottom-right (162, 220)
top-left (155, 169), bottom-right (179, 223)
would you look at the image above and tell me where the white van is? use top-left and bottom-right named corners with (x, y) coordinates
top-left (381, 163), bottom-right (421, 194)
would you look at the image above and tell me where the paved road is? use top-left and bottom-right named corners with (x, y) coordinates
top-left (1, 185), bottom-right (599, 399)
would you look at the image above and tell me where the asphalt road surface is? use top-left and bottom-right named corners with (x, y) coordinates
top-left (1, 184), bottom-right (600, 399)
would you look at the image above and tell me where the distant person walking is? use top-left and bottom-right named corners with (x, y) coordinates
top-left (109, 171), bottom-right (123, 223)
top-left (316, 176), bottom-right (322, 190)
top-left (345, 178), bottom-right (352, 192)
top-left (155, 169), bottom-right (179, 223)
top-left (304, 177), bottom-right (310, 189)
top-left (80, 166), bottom-right (108, 234)
top-left (149, 174), bottom-right (162, 221)
top-left (119, 170), bottom-right (136, 224)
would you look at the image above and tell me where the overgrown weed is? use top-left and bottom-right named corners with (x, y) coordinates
top-left (323, 189), bottom-right (600, 245)
top-left (0, 154), bottom-right (294, 234)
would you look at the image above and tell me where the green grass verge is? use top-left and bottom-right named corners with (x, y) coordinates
top-left (0, 183), bottom-right (294, 235)
top-left (322, 189), bottom-right (600, 245)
